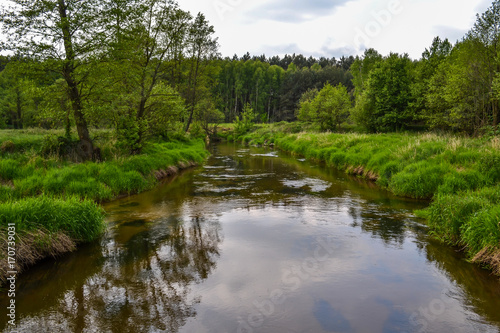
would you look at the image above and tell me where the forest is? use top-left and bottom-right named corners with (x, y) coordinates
top-left (1, 0), bottom-right (500, 145)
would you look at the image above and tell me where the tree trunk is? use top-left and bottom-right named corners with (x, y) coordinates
top-left (185, 54), bottom-right (200, 133)
top-left (493, 100), bottom-right (499, 127)
top-left (133, 97), bottom-right (148, 154)
top-left (68, 78), bottom-right (94, 160)
top-left (58, 0), bottom-right (94, 161)
top-left (15, 87), bottom-right (23, 129)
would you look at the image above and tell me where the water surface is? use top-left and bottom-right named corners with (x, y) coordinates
top-left (2, 144), bottom-right (500, 333)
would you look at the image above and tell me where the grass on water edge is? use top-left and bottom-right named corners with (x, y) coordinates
top-left (0, 129), bottom-right (210, 284)
top-left (226, 122), bottom-right (500, 275)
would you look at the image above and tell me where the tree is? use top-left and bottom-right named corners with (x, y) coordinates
top-left (99, 0), bottom-right (193, 153)
top-left (355, 53), bottom-right (415, 132)
top-left (309, 83), bottom-right (351, 131)
top-left (196, 97), bottom-right (224, 140)
top-left (469, 0), bottom-right (500, 128)
top-left (351, 49), bottom-right (383, 99)
top-left (234, 103), bottom-right (256, 136)
top-left (412, 37), bottom-right (453, 124)
top-left (184, 13), bottom-right (219, 133)
top-left (1, 0), bottom-right (103, 160)
top-left (0, 64), bottom-right (31, 129)
top-left (422, 1), bottom-right (500, 134)
top-left (296, 88), bottom-right (318, 123)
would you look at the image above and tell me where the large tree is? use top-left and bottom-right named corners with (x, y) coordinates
top-left (184, 13), bottom-right (219, 133)
top-left (0, 0), bottom-right (104, 160)
top-left (354, 53), bottom-right (415, 132)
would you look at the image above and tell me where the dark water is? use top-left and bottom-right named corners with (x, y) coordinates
top-left (2, 144), bottom-right (500, 333)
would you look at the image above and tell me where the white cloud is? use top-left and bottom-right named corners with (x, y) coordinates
top-left (178, 0), bottom-right (492, 59)
top-left (247, 0), bottom-right (354, 23)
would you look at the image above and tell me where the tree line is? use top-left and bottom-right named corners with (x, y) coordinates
top-left (1, 0), bottom-right (500, 160)
top-left (300, 1), bottom-right (500, 135)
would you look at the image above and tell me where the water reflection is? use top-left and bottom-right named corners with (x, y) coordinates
top-left (0, 203), bottom-right (222, 332)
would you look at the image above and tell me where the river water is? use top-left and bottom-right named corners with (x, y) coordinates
top-left (1, 143), bottom-right (500, 333)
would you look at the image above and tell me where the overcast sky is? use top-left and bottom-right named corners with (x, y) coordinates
top-left (0, 0), bottom-right (494, 60)
top-left (178, 0), bottom-right (493, 60)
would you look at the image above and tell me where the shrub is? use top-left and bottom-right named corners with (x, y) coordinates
top-left (234, 104), bottom-right (256, 136)
top-left (1, 140), bottom-right (15, 153)
top-left (40, 134), bottom-right (74, 157)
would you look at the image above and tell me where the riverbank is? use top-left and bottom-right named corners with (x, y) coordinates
top-left (0, 129), bottom-right (209, 284)
top-left (227, 123), bottom-right (500, 275)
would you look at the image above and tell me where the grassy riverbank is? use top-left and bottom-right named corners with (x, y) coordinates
top-left (0, 129), bottom-right (209, 284)
top-left (229, 123), bottom-right (500, 274)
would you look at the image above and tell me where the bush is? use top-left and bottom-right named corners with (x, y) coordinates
top-left (234, 104), bottom-right (256, 136)
top-left (1, 140), bottom-right (15, 153)
top-left (40, 134), bottom-right (74, 157)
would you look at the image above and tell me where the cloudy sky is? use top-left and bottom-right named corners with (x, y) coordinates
top-left (0, 0), bottom-right (493, 60)
top-left (177, 0), bottom-right (493, 59)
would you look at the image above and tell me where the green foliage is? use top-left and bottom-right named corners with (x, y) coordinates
top-left (215, 56), bottom-right (353, 123)
top-left (0, 61), bottom-right (44, 129)
top-left (420, 185), bottom-right (500, 257)
top-left (296, 83), bottom-right (352, 131)
top-left (351, 48), bottom-right (383, 99)
top-left (4, 138), bottom-right (207, 201)
top-left (194, 97), bottom-right (224, 138)
top-left (314, 83), bottom-right (351, 131)
top-left (348, 2), bottom-right (500, 135)
top-left (356, 53), bottom-right (415, 132)
top-left (0, 129), bottom-right (209, 250)
top-left (0, 159), bottom-right (21, 181)
top-left (115, 116), bottom-right (143, 154)
top-left (234, 103), bottom-right (256, 136)
top-left (40, 134), bottom-right (75, 157)
top-left (242, 127), bottom-right (500, 200)
top-left (296, 88), bottom-right (318, 122)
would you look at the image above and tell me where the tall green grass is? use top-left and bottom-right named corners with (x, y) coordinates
top-left (0, 196), bottom-right (106, 242)
top-left (1, 139), bottom-right (209, 202)
top-left (416, 185), bottom-right (500, 272)
top-left (242, 125), bottom-right (499, 199)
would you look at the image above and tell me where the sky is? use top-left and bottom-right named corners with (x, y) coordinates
top-left (177, 0), bottom-right (493, 60)
top-left (0, 0), bottom-right (494, 60)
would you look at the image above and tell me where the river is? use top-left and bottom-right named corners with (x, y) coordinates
top-left (1, 143), bottom-right (500, 333)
